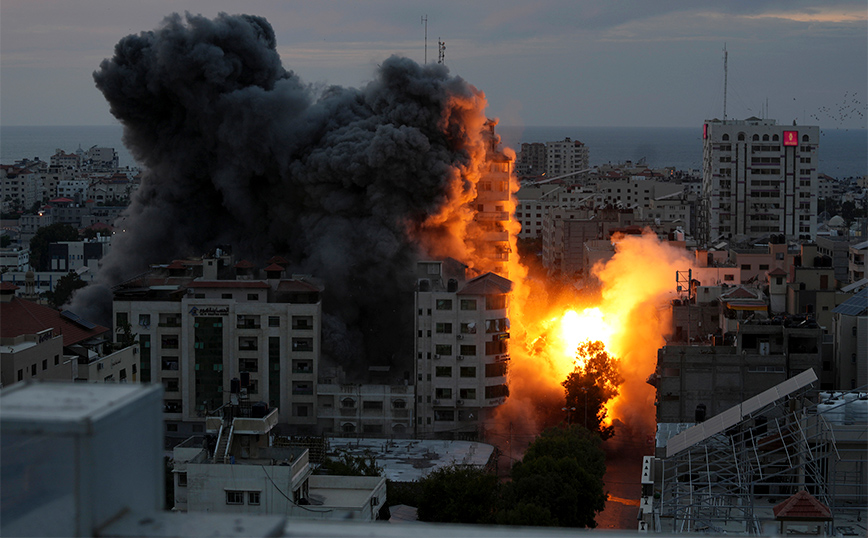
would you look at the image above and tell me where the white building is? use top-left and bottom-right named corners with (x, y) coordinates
top-left (546, 138), bottom-right (589, 178)
top-left (112, 254), bottom-right (322, 442)
top-left (172, 409), bottom-right (387, 520)
top-left (315, 383), bottom-right (414, 437)
top-left (414, 260), bottom-right (511, 438)
top-left (0, 246), bottom-right (29, 271)
top-left (849, 240), bottom-right (867, 283)
top-left (700, 118), bottom-right (819, 244)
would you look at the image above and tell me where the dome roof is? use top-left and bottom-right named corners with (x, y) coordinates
top-left (828, 215), bottom-right (845, 227)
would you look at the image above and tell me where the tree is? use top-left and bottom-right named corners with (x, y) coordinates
top-left (416, 464), bottom-right (500, 524)
top-left (562, 340), bottom-right (623, 440)
top-left (27, 223), bottom-right (79, 271)
top-left (497, 425), bottom-right (607, 528)
top-left (45, 271), bottom-right (87, 308)
top-left (315, 450), bottom-right (383, 477)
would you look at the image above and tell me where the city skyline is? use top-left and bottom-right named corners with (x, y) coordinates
top-left (1, 1), bottom-right (866, 129)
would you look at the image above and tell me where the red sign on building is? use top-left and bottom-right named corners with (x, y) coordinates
top-left (783, 130), bottom-right (798, 146)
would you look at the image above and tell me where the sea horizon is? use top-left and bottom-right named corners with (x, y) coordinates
top-left (2, 124), bottom-right (865, 179)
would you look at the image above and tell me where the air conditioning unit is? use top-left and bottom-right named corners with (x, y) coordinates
top-left (456, 355), bottom-right (464, 361)
top-left (456, 334), bottom-right (464, 340)
top-left (456, 399), bottom-right (464, 406)
top-left (434, 354), bottom-right (440, 360)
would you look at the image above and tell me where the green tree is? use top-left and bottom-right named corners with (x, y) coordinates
top-left (0, 235), bottom-right (11, 248)
top-left (497, 425), bottom-right (607, 528)
top-left (562, 340), bottom-right (623, 440)
top-left (45, 271), bottom-right (87, 308)
top-left (416, 464), bottom-right (500, 524)
top-left (27, 223), bottom-right (79, 271)
top-left (316, 451), bottom-right (383, 477)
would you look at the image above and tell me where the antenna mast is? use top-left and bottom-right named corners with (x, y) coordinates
top-left (421, 15), bottom-right (428, 64)
top-left (438, 38), bottom-right (446, 64)
top-left (723, 43), bottom-right (728, 124)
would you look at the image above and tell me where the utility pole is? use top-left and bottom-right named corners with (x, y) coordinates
top-left (723, 43), bottom-right (728, 124)
top-left (421, 15), bottom-right (428, 64)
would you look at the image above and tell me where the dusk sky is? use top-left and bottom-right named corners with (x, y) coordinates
top-left (1, 1), bottom-right (866, 129)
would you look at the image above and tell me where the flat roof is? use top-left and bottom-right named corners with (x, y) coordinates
top-left (0, 381), bottom-right (161, 434)
top-left (327, 438), bottom-right (495, 482)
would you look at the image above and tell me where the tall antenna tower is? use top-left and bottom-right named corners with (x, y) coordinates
top-left (723, 43), bottom-right (728, 124)
top-left (421, 15), bottom-right (428, 64)
top-left (438, 38), bottom-right (446, 64)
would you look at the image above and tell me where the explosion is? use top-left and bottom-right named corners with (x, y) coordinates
top-left (80, 12), bottom-right (694, 446)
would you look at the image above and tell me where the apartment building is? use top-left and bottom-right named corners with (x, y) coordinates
top-left (700, 118), bottom-right (819, 244)
top-left (516, 142), bottom-right (546, 178)
top-left (112, 255), bottom-right (322, 442)
top-left (546, 137), bottom-right (589, 178)
top-left (831, 289), bottom-right (867, 390)
top-left (414, 260), bottom-right (511, 438)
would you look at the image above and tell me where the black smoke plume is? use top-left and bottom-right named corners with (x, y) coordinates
top-left (73, 12), bottom-right (491, 378)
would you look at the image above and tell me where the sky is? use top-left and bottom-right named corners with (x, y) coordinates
top-left (1, 1), bottom-right (866, 128)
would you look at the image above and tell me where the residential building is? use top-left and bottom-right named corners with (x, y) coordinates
top-left (414, 260), bottom-right (511, 438)
top-left (816, 235), bottom-right (856, 284)
top-left (0, 282), bottom-right (135, 387)
top-left (112, 253), bottom-right (323, 443)
top-left (700, 118), bottom-right (819, 244)
top-left (546, 138), bottom-right (589, 178)
top-left (653, 318), bottom-right (826, 424)
top-left (315, 383), bottom-right (414, 437)
top-left (831, 289), bottom-right (867, 390)
top-left (47, 237), bottom-right (110, 272)
top-left (849, 240), bottom-right (867, 283)
top-left (84, 146), bottom-right (119, 171)
top-left (0, 246), bottom-right (29, 271)
top-left (173, 404), bottom-right (386, 520)
top-left (516, 142), bottom-right (546, 178)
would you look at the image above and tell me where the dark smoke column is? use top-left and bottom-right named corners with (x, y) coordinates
top-left (75, 12), bottom-right (492, 377)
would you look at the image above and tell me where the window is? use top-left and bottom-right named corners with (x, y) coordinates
top-left (435, 344), bottom-right (452, 356)
top-left (485, 384), bottom-right (509, 399)
top-left (239, 337), bottom-right (258, 351)
top-left (459, 344), bottom-right (477, 356)
top-left (434, 410), bottom-right (455, 421)
top-left (460, 366), bottom-right (476, 378)
top-left (292, 337), bottom-right (313, 352)
top-left (42, 359), bottom-right (47, 371)
top-left (435, 366), bottom-right (452, 377)
top-left (239, 358), bottom-right (258, 372)
top-left (460, 299), bottom-right (477, 310)
top-left (435, 388), bottom-right (452, 399)
top-left (435, 323), bottom-right (452, 334)
top-left (740, 264), bottom-right (751, 271)
top-left (116, 312), bottom-right (129, 329)
top-left (268, 316), bottom-right (280, 327)
top-left (486, 295), bottom-right (508, 309)
top-left (163, 378), bottom-right (179, 392)
top-left (161, 335), bottom-right (179, 349)
top-left (17, 370), bottom-right (23, 381)
top-left (724, 274), bottom-right (734, 281)
top-left (341, 398), bottom-right (356, 408)
top-left (485, 362), bottom-right (508, 377)
top-left (138, 314), bottom-right (150, 327)
top-left (459, 388), bottom-right (476, 399)
top-left (247, 293), bottom-right (259, 301)
top-left (54, 355), bottom-right (59, 365)
top-left (161, 357), bottom-right (179, 371)
top-left (222, 293), bottom-right (233, 299)
top-left (759, 264), bottom-right (769, 270)
top-left (435, 299), bottom-right (452, 310)
top-left (177, 472), bottom-right (187, 487)
top-left (292, 316), bottom-right (313, 330)
top-left (460, 322), bottom-right (477, 334)
top-left (226, 491), bottom-right (244, 505)
top-left (31, 364), bottom-right (36, 376)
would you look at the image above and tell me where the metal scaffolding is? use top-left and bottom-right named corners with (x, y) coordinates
top-left (656, 370), bottom-right (856, 534)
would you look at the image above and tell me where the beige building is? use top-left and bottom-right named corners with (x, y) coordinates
top-left (700, 118), bottom-right (819, 244)
top-left (546, 137), bottom-right (589, 178)
top-left (112, 254), bottom-right (322, 442)
top-left (414, 260), bottom-right (511, 438)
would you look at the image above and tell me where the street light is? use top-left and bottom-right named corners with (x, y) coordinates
top-left (561, 406), bottom-right (576, 425)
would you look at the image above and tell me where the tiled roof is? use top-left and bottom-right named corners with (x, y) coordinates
top-left (773, 490), bottom-right (831, 520)
top-left (264, 264), bottom-right (284, 272)
top-left (0, 297), bottom-right (109, 346)
top-left (267, 255), bottom-right (289, 265)
top-left (188, 280), bottom-right (270, 289)
top-left (276, 280), bottom-right (320, 293)
top-left (1, 282), bottom-right (20, 292)
top-left (768, 267), bottom-right (787, 276)
top-left (457, 272), bottom-right (513, 296)
top-left (234, 260), bottom-right (255, 269)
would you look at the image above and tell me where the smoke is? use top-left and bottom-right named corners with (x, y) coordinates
top-left (72, 12), bottom-right (492, 377)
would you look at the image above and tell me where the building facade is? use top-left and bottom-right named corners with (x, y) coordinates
top-left (700, 118), bottom-right (819, 244)
top-left (414, 261), bottom-right (511, 438)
